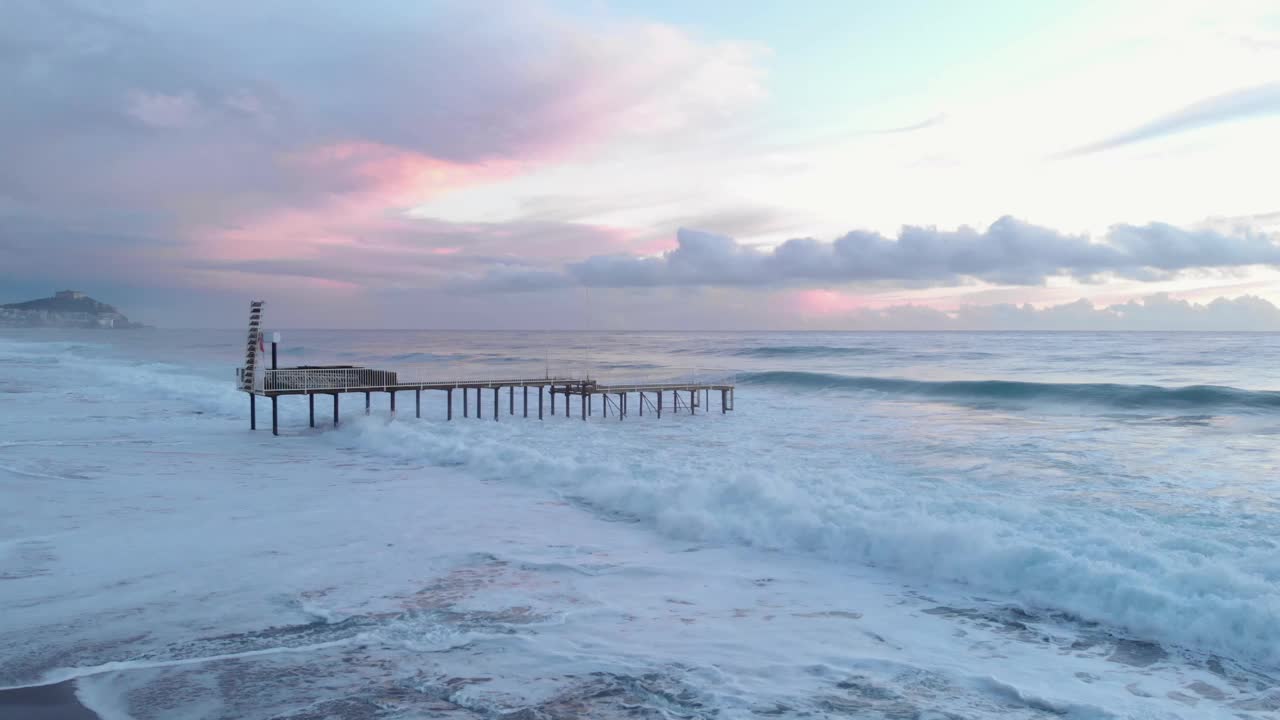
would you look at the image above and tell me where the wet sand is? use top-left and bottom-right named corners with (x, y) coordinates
top-left (0, 681), bottom-right (99, 720)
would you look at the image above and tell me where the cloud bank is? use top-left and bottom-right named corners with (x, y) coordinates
top-left (466, 216), bottom-right (1280, 291)
top-left (829, 294), bottom-right (1280, 331)
top-left (0, 0), bottom-right (765, 289)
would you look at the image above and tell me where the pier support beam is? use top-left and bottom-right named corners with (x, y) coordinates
top-left (639, 391), bottom-right (644, 417)
top-left (657, 390), bottom-right (662, 419)
top-left (416, 389), bottom-right (421, 419)
top-left (550, 386), bottom-right (556, 414)
top-left (271, 396), bottom-right (278, 436)
top-left (493, 387), bottom-right (499, 421)
top-left (509, 386), bottom-right (514, 415)
top-left (365, 392), bottom-right (370, 415)
top-left (619, 393), bottom-right (624, 421)
top-left (690, 390), bottom-right (696, 415)
top-left (581, 391), bottom-right (587, 421)
top-left (333, 393), bottom-right (339, 426)
top-left (476, 387), bottom-right (481, 419)
top-left (250, 393), bottom-right (256, 430)
top-left (390, 390), bottom-right (396, 416)
top-left (447, 388), bottom-right (453, 421)
top-left (463, 388), bottom-right (469, 418)
top-left (538, 386), bottom-right (543, 419)
top-left (722, 388), bottom-right (727, 413)
top-left (309, 394), bottom-right (315, 427)
top-left (523, 386), bottom-right (528, 417)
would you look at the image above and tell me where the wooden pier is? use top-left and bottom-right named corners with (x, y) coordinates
top-left (237, 302), bottom-right (735, 436)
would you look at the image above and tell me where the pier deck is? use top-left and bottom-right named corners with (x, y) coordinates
top-left (235, 302), bottom-right (734, 435)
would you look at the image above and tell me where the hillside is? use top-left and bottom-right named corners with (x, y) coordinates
top-left (0, 291), bottom-right (144, 328)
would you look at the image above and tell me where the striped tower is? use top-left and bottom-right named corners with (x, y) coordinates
top-left (240, 301), bottom-right (264, 391)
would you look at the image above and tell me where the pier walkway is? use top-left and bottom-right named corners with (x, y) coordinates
top-left (235, 303), bottom-right (735, 436)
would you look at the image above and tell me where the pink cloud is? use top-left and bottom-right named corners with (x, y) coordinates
top-left (284, 141), bottom-right (520, 206)
top-left (789, 289), bottom-right (870, 315)
top-left (1, 2), bottom-right (769, 300)
top-left (787, 288), bottom-right (967, 318)
top-left (201, 141), bottom-right (520, 262)
top-left (629, 235), bottom-right (680, 255)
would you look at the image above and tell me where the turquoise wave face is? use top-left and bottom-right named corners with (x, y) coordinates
top-left (739, 370), bottom-right (1280, 411)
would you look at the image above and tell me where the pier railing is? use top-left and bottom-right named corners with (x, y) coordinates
top-left (261, 367), bottom-right (400, 391)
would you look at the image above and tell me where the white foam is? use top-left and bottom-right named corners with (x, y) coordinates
top-left (331, 410), bottom-right (1280, 669)
top-left (2, 636), bottom-right (365, 690)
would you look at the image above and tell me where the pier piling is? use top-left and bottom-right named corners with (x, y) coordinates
top-left (246, 375), bottom-right (734, 433)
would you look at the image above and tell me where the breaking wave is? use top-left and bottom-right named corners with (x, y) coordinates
top-left (337, 413), bottom-right (1280, 671)
top-left (741, 371), bottom-right (1280, 412)
top-left (730, 345), bottom-right (884, 358)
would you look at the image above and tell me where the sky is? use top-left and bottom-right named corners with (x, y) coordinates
top-left (2, 0), bottom-right (1280, 329)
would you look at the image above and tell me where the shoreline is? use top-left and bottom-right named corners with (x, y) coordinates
top-left (0, 680), bottom-right (100, 720)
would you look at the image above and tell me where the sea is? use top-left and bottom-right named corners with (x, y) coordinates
top-left (1, 328), bottom-right (1279, 719)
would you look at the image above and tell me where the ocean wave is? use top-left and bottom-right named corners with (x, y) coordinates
top-left (382, 351), bottom-right (455, 362)
top-left (336, 415), bottom-right (1280, 670)
top-left (740, 371), bottom-right (1280, 412)
top-left (730, 344), bottom-right (884, 358)
top-left (368, 352), bottom-right (549, 365)
top-left (12, 336), bottom-right (1280, 671)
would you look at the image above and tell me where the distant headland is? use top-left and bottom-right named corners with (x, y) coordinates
top-left (0, 290), bottom-right (147, 329)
